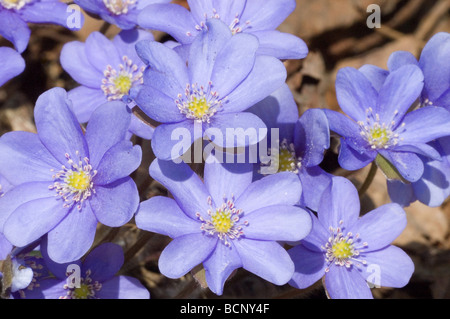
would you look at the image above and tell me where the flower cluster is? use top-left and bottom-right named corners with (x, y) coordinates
top-left (0, 0), bottom-right (449, 300)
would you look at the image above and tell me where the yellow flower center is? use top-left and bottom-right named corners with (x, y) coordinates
top-left (1, 0), bottom-right (31, 9)
top-left (211, 210), bottom-right (234, 234)
top-left (277, 148), bottom-right (297, 173)
top-left (331, 241), bottom-right (354, 260)
top-left (187, 97), bottom-right (211, 119)
top-left (73, 284), bottom-right (91, 299)
top-left (113, 74), bottom-right (132, 95)
top-left (369, 127), bottom-right (389, 146)
top-left (66, 171), bottom-right (91, 191)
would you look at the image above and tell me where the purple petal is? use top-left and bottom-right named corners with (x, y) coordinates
top-left (151, 121), bottom-right (196, 161)
top-left (19, 1), bottom-right (83, 29)
top-left (135, 196), bottom-right (201, 238)
top-left (435, 88), bottom-right (450, 110)
top-left (295, 108), bottom-right (330, 167)
top-left (351, 203), bottom-right (407, 252)
top-left (302, 210), bottom-right (333, 253)
top-left (0, 182), bottom-right (55, 231)
top-left (186, 0), bottom-right (214, 23)
top-left (317, 176), bottom-right (360, 230)
top-left (298, 166), bottom-right (333, 212)
top-left (210, 0), bottom-right (246, 24)
top-left (203, 241), bottom-right (242, 296)
top-left (149, 158), bottom-right (211, 219)
top-left (158, 233), bottom-right (217, 278)
top-left (235, 172), bottom-right (302, 214)
top-left (0, 131), bottom-right (60, 184)
top-left (0, 47), bottom-right (25, 87)
top-left (233, 239), bottom-right (294, 285)
top-left (188, 18), bottom-right (233, 89)
top-left (210, 32), bottom-right (258, 97)
top-left (128, 114), bottom-right (155, 140)
top-left (335, 67), bottom-right (378, 122)
top-left (392, 143), bottom-right (440, 161)
top-left (387, 180), bottom-right (416, 207)
top-left (89, 177), bottom-right (139, 227)
top-left (83, 243), bottom-right (124, 282)
top-left (338, 138), bottom-right (376, 171)
top-left (378, 150), bottom-right (424, 183)
top-left (204, 157), bottom-right (253, 208)
top-left (21, 278), bottom-right (66, 299)
top-left (251, 30), bottom-right (308, 60)
top-left (46, 203), bottom-right (98, 263)
top-left (97, 276), bottom-right (150, 299)
top-left (135, 40), bottom-right (188, 98)
top-left (325, 266), bottom-right (373, 299)
top-left (85, 32), bottom-right (122, 74)
top-left (243, 205), bottom-right (312, 242)
top-left (398, 106), bottom-right (450, 145)
top-left (387, 51), bottom-right (419, 71)
top-left (137, 3), bottom-right (197, 43)
top-left (113, 29), bottom-right (154, 63)
top-left (419, 32), bottom-right (450, 103)
top-left (247, 83), bottom-right (299, 142)
top-left (0, 10), bottom-right (30, 53)
top-left (288, 244), bottom-right (326, 289)
top-left (376, 65), bottom-right (424, 123)
top-left (67, 86), bottom-right (107, 124)
top-left (224, 55), bottom-right (286, 113)
top-left (85, 101), bottom-right (132, 169)
top-left (241, 0), bottom-right (296, 31)
top-left (60, 41), bottom-right (103, 88)
top-left (34, 88), bottom-right (89, 164)
top-left (207, 112), bottom-right (267, 149)
top-left (135, 84), bottom-right (186, 124)
top-left (3, 197), bottom-right (70, 248)
top-left (360, 245), bottom-right (414, 288)
top-left (93, 141), bottom-right (142, 185)
top-left (359, 64), bottom-right (389, 93)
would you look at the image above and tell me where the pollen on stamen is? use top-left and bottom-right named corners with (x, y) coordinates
top-left (101, 56), bottom-right (145, 101)
top-left (175, 82), bottom-right (224, 123)
top-left (103, 0), bottom-right (136, 15)
top-left (49, 151), bottom-right (97, 210)
top-left (0, 0), bottom-right (32, 10)
top-left (259, 139), bottom-right (302, 175)
top-left (196, 196), bottom-right (248, 246)
top-left (323, 221), bottom-right (368, 272)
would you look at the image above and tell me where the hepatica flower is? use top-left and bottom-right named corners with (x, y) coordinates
top-left (374, 32), bottom-right (450, 207)
top-left (0, 47), bottom-right (25, 87)
top-left (61, 29), bottom-right (154, 139)
top-left (249, 85), bottom-right (332, 211)
top-left (0, 0), bottom-right (84, 53)
top-left (0, 88), bottom-right (142, 263)
top-left (135, 155), bottom-right (312, 295)
top-left (324, 64), bottom-right (450, 183)
top-left (17, 242), bottom-right (150, 299)
top-left (288, 177), bottom-right (414, 299)
top-left (135, 18), bottom-right (287, 160)
top-left (138, 0), bottom-right (308, 60)
top-left (74, 0), bottom-right (171, 30)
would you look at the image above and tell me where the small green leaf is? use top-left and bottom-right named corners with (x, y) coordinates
top-left (375, 154), bottom-right (409, 184)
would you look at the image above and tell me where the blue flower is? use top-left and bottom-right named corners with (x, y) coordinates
top-left (135, 154), bottom-right (312, 295)
top-left (0, 47), bottom-right (25, 87)
top-left (135, 18), bottom-right (287, 160)
top-left (249, 84), bottom-right (332, 211)
top-left (288, 176), bottom-right (414, 299)
top-left (324, 64), bottom-right (450, 183)
top-left (0, 0), bottom-right (84, 53)
top-left (138, 0), bottom-right (308, 60)
top-left (74, 0), bottom-right (171, 30)
top-left (367, 32), bottom-right (450, 207)
top-left (15, 242), bottom-right (150, 299)
top-left (60, 29), bottom-right (154, 139)
top-left (0, 88), bottom-right (142, 263)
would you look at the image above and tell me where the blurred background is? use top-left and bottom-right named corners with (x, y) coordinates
top-left (0, 0), bottom-right (449, 299)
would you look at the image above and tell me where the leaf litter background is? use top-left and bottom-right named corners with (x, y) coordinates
top-left (0, 0), bottom-right (449, 299)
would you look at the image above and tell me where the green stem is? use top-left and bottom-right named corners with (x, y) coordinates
top-left (358, 161), bottom-right (378, 198)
